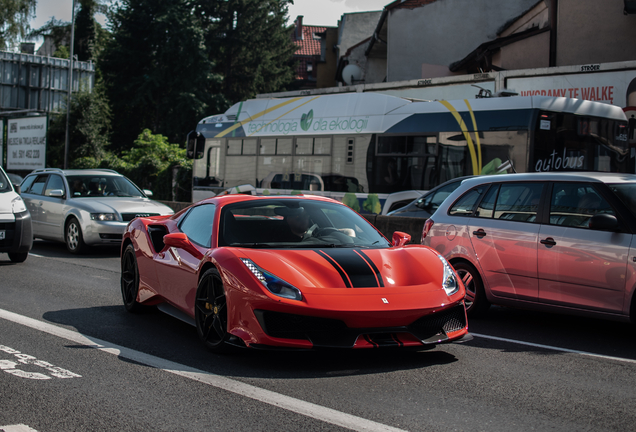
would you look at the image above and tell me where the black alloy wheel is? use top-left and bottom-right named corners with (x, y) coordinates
top-left (121, 244), bottom-right (143, 312)
top-left (195, 268), bottom-right (230, 352)
top-left (453, 261), bottom-right (490, 317)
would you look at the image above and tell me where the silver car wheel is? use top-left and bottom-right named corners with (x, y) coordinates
top-left (65, 217), bottom-right (86, 254)
top-left (457, 269), bottom-right (475, 308)
top-left (67, 223), bottom-right (79, 249)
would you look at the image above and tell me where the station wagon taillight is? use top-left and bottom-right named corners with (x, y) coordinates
top-left (421, 218), bottom-right (434, 242)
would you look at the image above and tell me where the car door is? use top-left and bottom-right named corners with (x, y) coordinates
top-left (537, 182), bottom-right (630, 313)
top-left (467, 182), bottom-right (544, 301)
top-left (38, 174), bottom-right (67, 240)
top-left (154, 204), bottom-right (216, 312)
top-left (22, 174), bottom-right (48, 237)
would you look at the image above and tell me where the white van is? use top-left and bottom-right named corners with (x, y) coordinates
top-left (0, 166), bottom-right (32, 262)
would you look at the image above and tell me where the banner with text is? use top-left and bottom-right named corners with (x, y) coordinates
top-left (7, 116), bottom-right (47, 170)
top-left (507, 69), bottom-right (636, 108)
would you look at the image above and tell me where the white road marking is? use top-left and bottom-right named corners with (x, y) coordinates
top-left (472, 332), bottom-right (636, 365)
top-left (0, 345), bottom-right (81, 380)
top-left (1, 425), bottom-right (39, 432)
top-left (27, 253), bottom-right (44, 258)
top-left (0, 308), bottom-right (405, 432)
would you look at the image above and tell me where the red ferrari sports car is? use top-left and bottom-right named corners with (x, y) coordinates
top-left (120, 194), bottom-right (470, 351)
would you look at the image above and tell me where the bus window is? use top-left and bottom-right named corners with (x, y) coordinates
top-left (532, 111), bottom-right (632, 173)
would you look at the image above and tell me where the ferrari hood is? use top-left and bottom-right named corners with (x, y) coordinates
top-left (240, 246), bottom-right (444, 291)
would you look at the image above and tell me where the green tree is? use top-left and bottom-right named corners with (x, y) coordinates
top-left (101, 0), bottom-right (226, 150)
top-left (196, 0), bottom-right (297, 104)
top-left (30, 1), bottom-right (110, 62)
top-left (0, 0), bottom-right (37, 50)
top-left (75, 0), bottom-right (110, 61)
top-left (46, 81), bottom-right (112, 168)
top-left (110, 129), bottom-right (192, 201)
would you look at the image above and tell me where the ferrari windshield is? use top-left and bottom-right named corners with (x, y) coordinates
top-left (66, 175), bottom-right (145, 198)
top-left (219, 199), bottom-right (391, 249)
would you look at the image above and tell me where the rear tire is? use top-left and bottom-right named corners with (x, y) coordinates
top-left (8, 252), bottom-right (28, 263)
top-left (121, 244), bottom-right (143, 312)
top-left (453, 261), bottom-right (490, 317)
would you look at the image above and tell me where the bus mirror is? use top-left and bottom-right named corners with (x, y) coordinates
top-left (186, 131), bottom-right (205, 160)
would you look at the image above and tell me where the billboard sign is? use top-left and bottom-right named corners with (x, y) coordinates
top-left (507, 69), bottom-right (636, 108)
top-left (7, 116), bottom-right (47, 170)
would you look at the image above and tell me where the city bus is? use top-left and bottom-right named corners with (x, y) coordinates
top-left (187, 93), bottom-right (631, 213)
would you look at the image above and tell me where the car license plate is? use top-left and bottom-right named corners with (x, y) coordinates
top-left (0, 231), bottom-right (4, 240)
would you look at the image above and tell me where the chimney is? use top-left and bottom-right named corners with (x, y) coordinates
top-left (296, 16), bottom-right (304, 40)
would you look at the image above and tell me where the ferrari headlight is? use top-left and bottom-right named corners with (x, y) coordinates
top-left (437, 254), bottom-right (459, 296)
top-left (91, 213), bottom-right (117, 221)
top-left (241, 258), bottom-right (303, 301)
top-left (11, 196), bottom-right (27, 213)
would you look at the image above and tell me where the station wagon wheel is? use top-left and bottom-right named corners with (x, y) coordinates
top-left (195, 268), bottom-right (230, 352)
top-left (65, 217), bottom-right (86, 254)
top-left (453, 261), bottom-right (490, 317)
top-left (121, 244), bottom-right (143, 312)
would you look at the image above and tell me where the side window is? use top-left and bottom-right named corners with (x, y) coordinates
top-left (28, 175), bottom-right (48, 195)
top-left (449, 186), bottom-right (486, 216)
top-left (178, 204), bottom-right (216, 247)
top-left (475, 185), bottom-right (499, 218)
top-left (493, 183), bottom-right (543, 222)
top-left (549, 182), bottom-right (615, 228)
top-left (20, 175), bottom-right (36, 193)
top-left (421, 180), bottom-right (464, 211)
top-left (44, 175), bottom-right (65, 197)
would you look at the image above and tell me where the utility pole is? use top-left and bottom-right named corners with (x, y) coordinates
top-left (64, 0), bottom-right (77, 169)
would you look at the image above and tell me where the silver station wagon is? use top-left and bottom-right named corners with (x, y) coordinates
top-left (20, 169), bottom-right (174, 253)
top-left (422, 172), bottom-right (636, 323)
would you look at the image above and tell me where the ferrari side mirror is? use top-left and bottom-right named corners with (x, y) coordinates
top-left (392, 231), bottom-right (411, 247)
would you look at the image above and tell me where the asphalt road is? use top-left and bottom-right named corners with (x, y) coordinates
top-left (0, 240), bottom-right (635, 432)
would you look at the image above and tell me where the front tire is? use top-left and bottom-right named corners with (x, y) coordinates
top-left (195, 268), bottom-right (230, 352)
top-left (121, 244), bottom-right (143, 312)
top-left (453, 261), bottom-right (490, 317)
top-left (8, 252), bottom-right (28, 263)
top-left (65, 217), bottom-right (86, 254)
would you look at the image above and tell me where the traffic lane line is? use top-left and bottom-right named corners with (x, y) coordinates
top-left (472, 332), bottom-right (636, 365)
top-left (0, 308), bottom-right (405, 432)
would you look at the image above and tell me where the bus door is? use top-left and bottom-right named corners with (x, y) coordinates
top-left (192, 138), bottom-right (223, 202)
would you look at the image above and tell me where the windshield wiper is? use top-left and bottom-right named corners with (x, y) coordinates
top-left (229, 243), bottom-right (274, 248)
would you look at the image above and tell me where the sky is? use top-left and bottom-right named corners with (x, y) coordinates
top-left (29, 0), bottom-right (390, 34)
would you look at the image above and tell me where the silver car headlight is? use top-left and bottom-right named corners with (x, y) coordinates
top-left (11, 196), bottom-right (27, 213)
top-left (437, 254), bottom-right (459, 296)
top-left (91, 213), bottom-right (118, 221)
top-left (241, 258), bottom-right (303, 301)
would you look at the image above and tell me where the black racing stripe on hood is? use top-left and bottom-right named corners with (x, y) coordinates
top-left (316, 250), bottom-right (352, 288)
top-left (319, 249), bottom-right (379, 288)
top-left (356, 250), bottom-right (384, 287)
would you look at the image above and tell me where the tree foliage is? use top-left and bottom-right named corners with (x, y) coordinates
top-left (0, 0), bottom-right (36, 50)
top-left (196, 0), bottom-right (297, 104)
top-left (100, 0), bottom-right (226, 149)
top-left (46, 81), bottom-right (112, 168)
top-left (30, 1), bottom-right (110, 62)
top-left (80, 129), bottom-right (192, 201)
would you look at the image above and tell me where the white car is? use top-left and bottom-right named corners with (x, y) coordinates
top-left (0, 165), bottom-right (32, 262)
top-left (20, 168), bottom-right (174, 253)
